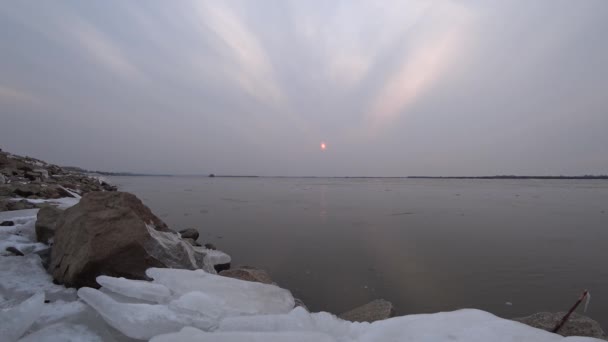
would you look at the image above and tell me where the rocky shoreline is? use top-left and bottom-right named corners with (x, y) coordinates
top-left (1, 148), bottom-right (606, 341)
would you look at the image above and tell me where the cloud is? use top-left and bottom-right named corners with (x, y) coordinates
top-left (366, 3), bottom-right (473, 132)
top-left (193, 2), bottom-right (284, 107)
top-left (66, 18), bottom-right (140, 79)
top-left (0, 85), bottom-right (38, 105)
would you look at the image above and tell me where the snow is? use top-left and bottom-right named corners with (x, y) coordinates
top-left (59, 186), bottom-right (82, 199)
top-left (150, 327), bottom-right (337, 342)
top-left (0, 255), bottom-right (73, 298)
top-left (35, 300), bottom-right (87, 326)
top-left (0, 292), bottom-right (45, 341)
top-left (18, 323), bottom-right (103, 342)
top-left (151, 308), bottom-right (603, 342)
top-left (9, 196), bottom-right (80, 209)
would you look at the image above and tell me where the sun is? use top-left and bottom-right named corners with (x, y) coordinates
top-left (320, 142), bottom-right (327, 151)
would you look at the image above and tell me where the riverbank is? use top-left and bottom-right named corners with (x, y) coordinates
top-left (1, 148), bottom-right (606, 341)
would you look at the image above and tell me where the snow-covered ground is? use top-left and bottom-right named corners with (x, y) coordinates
top-left (0, 206), bottom-right (603, 341)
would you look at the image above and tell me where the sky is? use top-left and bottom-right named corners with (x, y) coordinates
top-left (1, 0), bottom-right (607, 176)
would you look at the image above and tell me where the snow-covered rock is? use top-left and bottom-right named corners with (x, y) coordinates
top-left (49, 191), bottom-right (231, 288)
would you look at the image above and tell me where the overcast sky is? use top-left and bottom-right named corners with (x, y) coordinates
top-left (1, 1), bottom-right (607, 176)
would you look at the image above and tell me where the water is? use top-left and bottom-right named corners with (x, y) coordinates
top-left (111, 176), bottom-right (608, 326)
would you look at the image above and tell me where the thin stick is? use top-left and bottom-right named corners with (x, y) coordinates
top-left (552, 290), bottom-right (588, 333)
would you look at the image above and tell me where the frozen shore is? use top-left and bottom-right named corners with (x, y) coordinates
top-left (1, 148), bottom-right (606, 341)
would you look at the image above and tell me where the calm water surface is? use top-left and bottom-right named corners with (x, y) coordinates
top-left (111, 176), bottom-right (608, 325)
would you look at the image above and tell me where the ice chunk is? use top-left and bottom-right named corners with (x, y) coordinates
top-left (18, 323), bottom-right (103, 342)
top-left (150, 326), bottom-right (337, 342)
top-left (147, 268), bottom-right (294, 315)
top-left (200, 248), bottom-right (232, 268)
top-left (0, 292), bottom-right (44, 341)
top-left (96, 276), bottom-right (171, 303)
top-left (36, 300), bottom-right (87, 326)
top-left (77, 287), bottom-right (215, 340)
top-left (144, 224), bottom-right (231, 273)
top-left (0, 255), bottom-right (72, 297)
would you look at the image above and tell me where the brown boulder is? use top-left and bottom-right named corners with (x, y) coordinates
top-left (179, 228), bottom-right (199, 240)
top-left (339, 299), bottom-right (395, 323)
top-left (49, 191), bottom-right (230, 288)
top-left (35, 206), bottom-right (64, 243)
top-left (220, 266), bottom-right (274, 284)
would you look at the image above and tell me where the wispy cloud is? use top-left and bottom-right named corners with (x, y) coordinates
top-left (66, 18), bottom-right (140, 79)
top-left (366, 3), bottom-right (473, 132)
top-left (193, 2), bottom-right (284, 107)
top-left (0, 85), bottom-right (38, 105)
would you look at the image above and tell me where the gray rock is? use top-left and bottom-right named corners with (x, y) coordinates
top-left (179, 228), bottom-right (199, 240)
top-left (35, 206), bottom-right (63, 243)
top-left (220, 266), bottom-right (274, 284)
top-left (0, 174), bottom-right (5, 184)
top-left (0, 199), bottom-right (39, 212)
top-left (1, 220), bottom-right (15, 226)
top-left (513, 312), bottom-right (607, 340)
top-left (49, 191), bottom-right (230, 288)
top-left (204, 243), bottom-right (217, 250)
top-left (34, 247), bottom-right (52, 268)
top-left (339, 299), bottom-right (395, 323)
top-left (6, 246), bottom-right (24, 256)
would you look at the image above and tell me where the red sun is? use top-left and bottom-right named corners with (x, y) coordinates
top-left (320, 142), bottom-right (327, 151)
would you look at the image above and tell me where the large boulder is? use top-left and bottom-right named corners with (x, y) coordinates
top-left (513, 312), bottom-right (607, 340)
top-left (48, 191), bottom-right (230, 288)
top-left (35, 206), bottom-right (63, 243)
top-left (339, 299), bottom-right (395, 323)
top-left (179, 228), bottom-right (199, 240)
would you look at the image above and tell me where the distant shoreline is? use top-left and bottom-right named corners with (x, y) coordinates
top-left (100, 174), bottom-right (608, 180)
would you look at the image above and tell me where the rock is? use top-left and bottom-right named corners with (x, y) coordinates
top-left (35, 206), bottom-right (63, 243)
top-left (49, 191), bottom-right (229, 288)
top-left (513, 312), bottom-right (608, 340)
top-left (0, 174), bottom-right (5, 184)
top-left (214, 262), bottom-right (231, 273)
top-left (0, 199), bottom-right (39, 211)
top-left (183, 238), bottom-right (201, 247)
top-left (339, 299), bottom-right (395, 323)
top-left (6, 246), bottom-right (25, 256)
top-left (220, 266), bottom-right (274, 284)
top-left (294, 298), bottom-right (309, 311)
top-left (10, 183), bottom-right (75, 199)
top-left (34, 247), bottom-right (52, 268)
top-left (179, 228), bottom-right (199, 240)
top-left (204, 243), bottom-right (217, 250)
top-left (32, 169), bottom-right (49, 179)
top-left (1, 220), bottom-right (15, 226)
